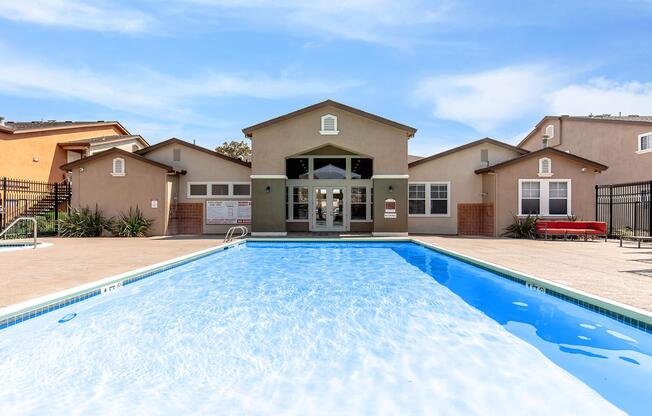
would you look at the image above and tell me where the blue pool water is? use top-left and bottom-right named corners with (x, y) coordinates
top-left (1, 242), bottom-right (650, 415)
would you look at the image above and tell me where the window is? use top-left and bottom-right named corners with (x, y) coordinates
top-left (520, 181), bottom-right (540, 215)
top-left (189, 184), bottom-right (208, 197)
top-left (187, 182), bottom-right (251, 198)
top-left (548, 181), bottom-right (568, 215)
top-left (233, 184), bottom-right (251, 196)
top-left (351, 187), bottom-right (367, 220)
top-left (173, 148), bottom-right (181, 162)
top-left (519, 179), bottom-right (571, 216)
top-left (111, 157), bottom-right (125, 176)
top-left (320, 114), bottom-right (339, 135)
top-left (409, 184), bottom-right (426, 215)
top-left (211, 184), bottom-right (228, 196)
top-left (286, 158), bottom-right (309, 179)
top-left (351, 158), bottom-right (373, 179)
top-left (538, 157), bottom-right (553, 177)
top-left (409, 183), bottom-right (450, 216)
top-left (545, 124), bottom-right (555, 138)
top-left (638, 132), bottom-right (652, 153)
top-left (292, 187), bottom-right (309, 220)
top-left (313, 158), bottom-right (346, 179)
top-left (430, 184), bottom-right (449, 215)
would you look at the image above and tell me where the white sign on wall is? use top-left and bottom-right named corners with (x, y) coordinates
top-left (206, 200), bottom-right (252, 225)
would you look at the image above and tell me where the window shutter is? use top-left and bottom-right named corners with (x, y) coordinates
top-left (323, 117), bottom-right (336, 131)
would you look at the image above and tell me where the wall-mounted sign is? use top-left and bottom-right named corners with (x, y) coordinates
top-left (206, 200), bottom-right (252, 225)
top-left (384, 198), bottom-right (397, 219)
top-left (151, 199), bottom-right (158, 209)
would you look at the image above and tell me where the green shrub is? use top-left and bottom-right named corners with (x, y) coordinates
top-left (502, 215), bottom-right (538, 239)
top-left (59, 205), bottom-right (112, 237)
top-left (111, 206), bottom-right (153, 237)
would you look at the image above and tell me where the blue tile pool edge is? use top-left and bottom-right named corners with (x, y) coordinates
top-left (2, 237), bottom-right (651, 335)
top-left (0, 240), bottom-right (246, 330)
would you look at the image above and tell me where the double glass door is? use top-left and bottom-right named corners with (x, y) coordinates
top-left (312, 187), bottom-right (346, 231)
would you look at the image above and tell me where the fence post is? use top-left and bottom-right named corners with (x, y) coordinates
top-left (595, 185), bottom-right (598, 222)
top-left (1, 177), bottom-right (6, 232)
top-left (608, 185), bottom-right (613, 236)
top-left (54, 183), bottom-right (59, 234)
top-left (649, 181), bottom-right (652, 237)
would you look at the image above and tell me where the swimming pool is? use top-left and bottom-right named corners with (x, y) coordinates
top-left (0, 241), bottom-right (650, 415)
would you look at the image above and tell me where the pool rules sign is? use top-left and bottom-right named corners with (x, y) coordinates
top-left (206, 200), bottom-right (252, 225)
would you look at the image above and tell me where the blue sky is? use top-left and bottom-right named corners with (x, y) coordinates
top-left (1, 1), bottom-right (651, 156)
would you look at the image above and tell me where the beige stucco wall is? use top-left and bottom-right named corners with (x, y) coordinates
top-left (68, 155), bottom-right (170, 236)
top-left (143, 143), bottom-right (252, 234)
top-left (408, 143), bottom-right (522, 234)
top-left (90, 138), bottom-right (144, 154)
top-left (488, 153), bottom-right (601, 236)
top-left (0, 125), bottom-right (125, 182)
top-left (521, 118), bottom-right (652, 185)
top-left (249, 104), bottom-right (409, 175)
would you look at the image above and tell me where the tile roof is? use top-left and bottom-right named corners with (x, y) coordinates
top-left (3, 120), bottom-right (119, 130)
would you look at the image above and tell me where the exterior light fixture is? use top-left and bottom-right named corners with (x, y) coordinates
top-left (266, 186), bottom-right (271, 193)
top-left (32, 157), bottom-right (39, 162)
top-left (388, 185), bottom-right (393, 193)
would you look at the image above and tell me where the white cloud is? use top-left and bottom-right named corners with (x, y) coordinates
top-left (1, 0), bottom-right (154, 33)
top-left (188, 0), bottom-right (451, 45)
top-left (414, 65), bottom-right (560, 131)
top-left (415, 65), bottom-right (652, 131)
top-left (0, 54), bottom-right (359, 122)
top-left (546, 77), bottom-right (652, 116)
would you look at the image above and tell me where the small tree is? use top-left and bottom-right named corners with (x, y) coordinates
top-left (215, 140), bottom-right (251, 161)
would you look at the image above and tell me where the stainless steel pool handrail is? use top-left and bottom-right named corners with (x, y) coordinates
top-left (0, 217), bottom-right (38, 249)
top-left (224, 226), bottom-right (248, 242)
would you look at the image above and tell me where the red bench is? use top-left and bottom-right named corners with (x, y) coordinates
top-left (536, 221), bottom-right (607, 241)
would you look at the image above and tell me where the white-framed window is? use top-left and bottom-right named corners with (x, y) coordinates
top-left (408, 182), bottom-right (450, 217)
top-left (111, 157), bottom-right (125, 176)
top-left (286, 186), bottom-right (309, 221)
top-left (518, 179), bottom-right (571, 216)
top-left (638, 132), bottom-right (652, 153)
top-left (545, 124), bottom-right (554, 138)
top-left (187, 182), bottom-right (251, 198)
top-left (319, 114), bottom-right (339, 135)
top-left (538, 157), bottom-right (553, 177)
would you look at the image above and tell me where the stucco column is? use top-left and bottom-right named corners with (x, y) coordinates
top-left (372, 175), bottom-right (408, 236)
top-left (251, 175), bottom-right (287, 236)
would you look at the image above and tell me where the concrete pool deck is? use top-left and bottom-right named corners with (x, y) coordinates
top-left (1, 235), bottom-right (651, 312)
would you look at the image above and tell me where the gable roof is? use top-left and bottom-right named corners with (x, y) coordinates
top-left (409, 138), bottom-right (527, 168)
top-left (60, 147), bottom-right (176, 172)
top-left (474, 147), bottom-right (608, 174)
top-left (517, 115), bottom-right (652, 147)
top-left (0, 120), bottom-right (130, 135)
top-left (59, 134), bottom-right (149, 147)
top-left (242, 99), bottom-right (417, 138)
top-left (135, 137), bottom-right (251, 167)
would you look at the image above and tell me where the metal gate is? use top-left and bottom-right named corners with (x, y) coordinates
top-left (596, 181), bottom-right (651, 237)
top-left (1, 177), bottom-right (71, 238)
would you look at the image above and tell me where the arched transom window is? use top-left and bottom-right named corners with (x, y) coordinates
top-left (320, 114), bottom-right (339, 135)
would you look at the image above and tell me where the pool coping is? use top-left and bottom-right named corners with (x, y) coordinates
top-left (0, 242), bottom-right (53, 252)
top-left (1, 237), bottom-right (651, 333)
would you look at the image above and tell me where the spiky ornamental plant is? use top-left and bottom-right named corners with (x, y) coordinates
top-left (111, 206), bottom-right (154, 237)
top-left (502, 215), bottom-right (538, 239)
top-left (59, 205), bottom-right (112, 237)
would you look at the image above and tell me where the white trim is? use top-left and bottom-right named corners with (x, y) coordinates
top-left (111, 157), bottom-right (125, 176)
top-left (518, 178), bottom-right (571, 216)
top-left (537, 157), bottom-right (554, 177)
top-left (187, 181), bottom-right (251, 199)
top-left (251, 232), bottom-right (287, 237)
top-left (372, 232), bottom-right (408, 237)
top-left (408, 181), bottom-right (451, 217)
top-left (319, 114), bottom-right (339, 135)
top-left (371, 174), bottom-right (409, 179)
top-left (637, 132), bottom-right (652, 153)
top-left (250, 175), bottom-right (288, 179)
top-left (545, 124), bottom-right (555, 138)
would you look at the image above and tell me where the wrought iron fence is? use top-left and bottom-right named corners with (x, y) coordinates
top-left (596, 181), bottom-right (651, 237)
top-left (1, 177), bottom-right (71, 238)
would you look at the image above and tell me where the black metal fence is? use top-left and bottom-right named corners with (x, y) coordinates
top-left (1, 177), bottom-right (71, 238)
top-left (596, 181), bottom-right (651, 237)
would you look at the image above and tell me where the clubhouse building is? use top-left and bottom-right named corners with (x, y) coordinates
top-left (58, 100), bottom-right (621, 237)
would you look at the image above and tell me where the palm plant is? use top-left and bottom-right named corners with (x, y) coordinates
top-left (59, 205), bottom-right (112, 237)
top-left (111, 206), bottom-right (153, 237)
top-left (502, 215), bottom-right (538, 239)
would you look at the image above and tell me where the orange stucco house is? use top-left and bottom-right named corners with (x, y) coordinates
top-left (0, 119), bottom-right (148, 183)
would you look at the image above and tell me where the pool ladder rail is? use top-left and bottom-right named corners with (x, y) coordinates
top-left (224, 226), bottom-right (248, 243)
top-left (0, 217), bottom-right (38, 249)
